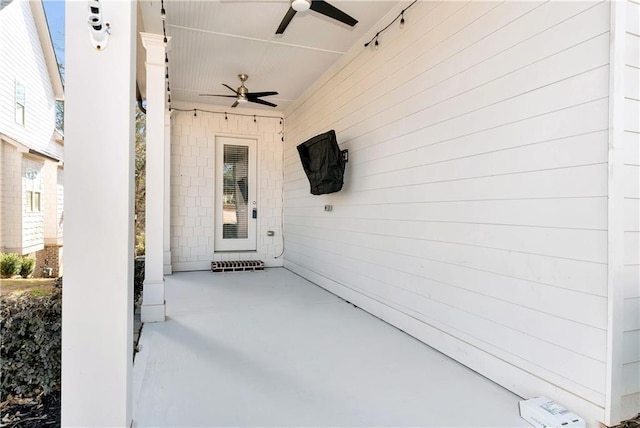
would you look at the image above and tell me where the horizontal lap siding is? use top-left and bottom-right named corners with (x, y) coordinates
top-left (0, 1), bottom-right (60, 159)
top-left (21, 157), bottom-right (44, 251)
top-left (621, 0), bottom-right (640, 419)
top-left (1, 143), bottom-right (21, 250)
top-left (284, 0), bottom-right (611, 423)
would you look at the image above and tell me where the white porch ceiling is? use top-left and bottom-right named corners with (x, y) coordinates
top-left (138, 0), bottom-right (399, 112)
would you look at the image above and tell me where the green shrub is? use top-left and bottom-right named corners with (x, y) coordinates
top-left (0, 288), bottom-right (62, 397)
top-left (19, 256), bottom-right (35, 278)
top-left (0, 253), bottom-right (22, 278)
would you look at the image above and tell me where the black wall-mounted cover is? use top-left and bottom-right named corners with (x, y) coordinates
top-left (297, 130), bottom-right (346, 195)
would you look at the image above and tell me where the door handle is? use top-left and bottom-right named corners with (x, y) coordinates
top-left (252, 208), bottom-right (257, 219)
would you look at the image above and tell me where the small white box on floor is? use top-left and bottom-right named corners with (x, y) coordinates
top-left (519, 396), bottom-right (586, 428)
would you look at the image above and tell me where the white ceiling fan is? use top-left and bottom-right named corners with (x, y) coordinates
top-left (276, 0), bottom-right (358, 34)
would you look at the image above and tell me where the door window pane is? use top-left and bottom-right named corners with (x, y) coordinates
top-left (222, 145), bottom-right (249, 239)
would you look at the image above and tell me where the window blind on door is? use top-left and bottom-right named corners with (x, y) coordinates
top-left (222, 145), bottom-right (249, 239)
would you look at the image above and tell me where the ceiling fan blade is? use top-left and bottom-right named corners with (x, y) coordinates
top-left (246, 91), bottom-right (278, 98)
top-left (222, 83), bottom-right (239, 94)
top-left (199, 94), bottom-right (237, 98)
top-left (231, 100), bottom-right (239, 108)
top-left (309, 0), bottom-right (358, 27)
top-left (276, 7), bottom-right (297, 34)
top-left (248, 98), bottom-right (277, 108)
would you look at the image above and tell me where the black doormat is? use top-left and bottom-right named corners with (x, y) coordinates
top-left (211, 260), bottom-right (264, 273)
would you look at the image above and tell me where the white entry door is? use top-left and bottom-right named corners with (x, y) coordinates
top-left (215, 136), bottom-right (257, 251)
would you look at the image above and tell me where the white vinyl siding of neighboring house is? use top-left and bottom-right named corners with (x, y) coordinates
top-left (22, 156), bottom-right (44, 253)
top-left (1, 142), bottom-right (22, 251)
top-left (43, 161), bottom-right (63, 245)
top-left (283, 1), bottom-right (635, 425)
top-left (56, 167), bottom-right (63, 241)
top-left (621, 0), bottom-right (640, 418)
top-left (0, 0), bottom-right (61, 160)
top-left (15, 81), bottom-right (26, 126)
top-left (0, 0), bottom-right (63, 256)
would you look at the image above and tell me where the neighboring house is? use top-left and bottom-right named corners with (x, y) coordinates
top-left (0, 0), bottom-right (64, 276)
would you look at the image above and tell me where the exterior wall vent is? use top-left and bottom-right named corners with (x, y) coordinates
top-left (211, 260), bottom-right (264, 273)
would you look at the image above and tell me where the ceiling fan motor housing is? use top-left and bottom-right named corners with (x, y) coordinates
top-left (292, 0), bottom-right (311, 12)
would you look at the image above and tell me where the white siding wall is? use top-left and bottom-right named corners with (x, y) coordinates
top-left (0, 0), bottom-right (61, 160)
top-left (43, 160), bottom-right (62, 245)
top-left (22, 156), bottom-right (44, 253)
top-left (170, 107), bottom-right (284, 271)
top-left (43, 161), bottom-right (55, 242)
top-left (0, 0), bottom-right (63, 256)
top-left (284, 1), bottom-right (613, 424)
top-left (57, 167), bottom-right (63, 241)
top-left (1, 141), bottom-right (22, 252)
top-left (621, 0), bottom-right (640, 419)
top-left (22, 158), bottom-right (46, 253)
top-left (0, 139), bottom-right (3, 248)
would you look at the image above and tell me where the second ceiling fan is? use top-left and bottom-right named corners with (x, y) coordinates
top-left (276, 0), bottom-right (358, 34)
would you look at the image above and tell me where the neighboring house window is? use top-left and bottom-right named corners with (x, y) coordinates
top-left (27, 191), bottom-right (41, 212)
top-left (25, 169), bottom-right (41, 213)
top-left (15, 81), bottom-right (25, 125)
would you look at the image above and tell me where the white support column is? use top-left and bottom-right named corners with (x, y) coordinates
top-left (163, 111), bottom-right (172, 275)
top-left (604, 0), bottom-right (627, 425)
top-left (141, 32), bottom-right (169, 322)
top-left (62, 1), bottom-right (135, 426)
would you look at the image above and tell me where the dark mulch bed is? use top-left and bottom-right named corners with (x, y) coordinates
top-left (618, 414), bottom-right (640, 428)
top-left (0, 392), bottom-right (60, 427)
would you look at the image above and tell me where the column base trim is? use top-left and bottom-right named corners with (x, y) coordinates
top-left (142, 279), bottom-right (164, 306)
top-left (163, 250), bottom-right (172, 275)
top-left (141, 303), bottom-right (165, 323)
top-left (163, 264), bottom-right (172, 275)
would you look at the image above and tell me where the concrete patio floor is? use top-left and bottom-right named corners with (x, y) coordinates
top-left (132, 268), bottom-right (530, 427)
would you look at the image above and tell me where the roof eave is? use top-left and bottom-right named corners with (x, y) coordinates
top-left (29, 0), bottom-right (64, 100)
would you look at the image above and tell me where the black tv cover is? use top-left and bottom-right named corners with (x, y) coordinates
top-left (297, 130), bottom-right (346, 195)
